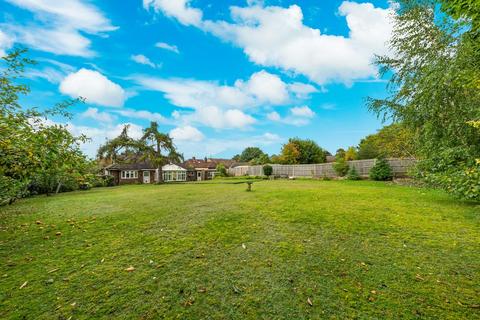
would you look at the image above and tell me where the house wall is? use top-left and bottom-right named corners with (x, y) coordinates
top-left (108, 169), bottom-right (157, 185)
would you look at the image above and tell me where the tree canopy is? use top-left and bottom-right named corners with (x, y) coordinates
top-left (368, 0), bottom-right (480, 200)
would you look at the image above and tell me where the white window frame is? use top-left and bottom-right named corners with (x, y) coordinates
top-left (121, 170), bottom-right (138, 179)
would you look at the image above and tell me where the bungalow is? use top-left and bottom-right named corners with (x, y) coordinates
top-left (105, 162), bottom-right (188, 185)
top-left (105, 162), bottom-right (158, 185)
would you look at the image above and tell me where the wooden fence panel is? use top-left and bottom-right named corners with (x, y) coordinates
top-left (227, 158), bottom-right (416, 178)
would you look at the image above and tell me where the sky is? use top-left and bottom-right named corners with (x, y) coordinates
top-left (0, 0), bottom-right (395, 159)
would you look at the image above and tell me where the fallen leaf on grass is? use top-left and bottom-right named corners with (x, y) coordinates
top-left (125, 266), bottom-right (135, 272)
top-left (198, 287), bottom-right (207, 293)
top-left (100, 258), bottom-right (105, 263)
top-left (415, 274), bottom-right (424, 281)
top-left (70, 302), bottom-right (76, 307)
top-left (307, 298), bottom-right (313, 306)
top-left (19, 281), bottom-right (28, 289)
top-left (242, 243), bottom-right (246, 249)
top-left (36, 221), bottom-right (42, 225)
top-left (47, 268), bottom-right (59, 273)
top-left (56, 232), bottom-right (62, 236)
top-left (232, 284), bottom-right (242, 294)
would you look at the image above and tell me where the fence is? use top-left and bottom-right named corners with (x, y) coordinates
top-left (227, 158), bottom-right (416, 178)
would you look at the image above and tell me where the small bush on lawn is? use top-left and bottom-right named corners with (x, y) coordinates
top-left (333, 158), bottom-right (349, 177)
top-left (263, 164), bottom-right (273, 177)
top-left (347, 167), bottom-right (361, 180)
top-left (370, 158), bottom-right (393, 181)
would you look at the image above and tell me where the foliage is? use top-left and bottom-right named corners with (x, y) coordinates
top-left (1, 181), bottom-right (478, 319)
top-left (238, 147), bottom-right (268, 164)
top-left (263, 164), bottom-right (273, 177)
top-left (367, 1), bottom-right (480, 199)
top-left (344, 146), bottom-right (357, 161)
top-left (369, 158), bottom-right (394, 181)
top-left (278, 138), bottom-right (327, 164)
top-left (357, 124), bottom-right (416, 159)
top-left (333, 158), bottom-right (349, 177)
top-left (0, 48), bottom-right (93, 204)
top-left (335, 148), bottom-right (346, 160)
top-left (216, 163), bottom-right (228, 177)
top-left (0, 176), bottom-right (28, 206)
top-left (346, 166), bottom-right (361, 180)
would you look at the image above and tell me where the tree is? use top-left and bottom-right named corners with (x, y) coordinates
top-left (239, 147), bottom-right (268, 163)
top-left (279, 142), bottom-right (300, 164)
top-left (141, 121), bottom-right (183, 182)
top-left (0, 48), bottom-right (92, 203)
top-left (216, 163), bottom-right (227, 177)
top-left (263, 164), bottom-right (273, 177)
top-left (97, 125), bottom-right (142, 164)
top-left (367, 1), bottom-right (480, 199)
top-left (279, 138), bottom-right (328, 164)
top-left (357, 124), bottom-right (416, 160)
top-left (335, 148), bottom-right (346, 161)
top-left (344, 146), bottom-right (358, 161)
top-left (369, 158), bottom-right (393, 181)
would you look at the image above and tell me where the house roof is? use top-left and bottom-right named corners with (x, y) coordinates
top-left (106, 161), bottom-right (157, 170)
top-left (162, 164), bottom-right (187, 171)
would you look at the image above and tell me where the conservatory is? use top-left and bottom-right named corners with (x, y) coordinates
top-left (162, 164), bottom-right (187, 182)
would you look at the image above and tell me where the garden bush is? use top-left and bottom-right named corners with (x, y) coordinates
top-left (333, 158), bottom-right (349, 177)
top-left (347, 167), bottom-right (361, 180)
top-left (263, 164), bottom-right (273, 177)
top-left (369, 158), bottom-right (393, 181)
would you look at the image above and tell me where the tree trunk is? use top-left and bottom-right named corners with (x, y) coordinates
top-left (55, 182), bottom-right (62, 194)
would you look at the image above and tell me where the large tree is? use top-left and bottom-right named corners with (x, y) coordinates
top-left (1, 48), bottom-right (92, 203)
top-left (368, 0), bottom-right (480, 200)
top-left (357, 124), bottom-right (416, 160)
top-left (141, 121), bottom-right (183, 181)
top-left (238, 147), bottom-right (268, 164)
top-left (278, 138), bottom-right (328, 164)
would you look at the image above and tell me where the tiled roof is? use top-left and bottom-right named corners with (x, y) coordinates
top-left (106, 161), bottom-right (157, 170)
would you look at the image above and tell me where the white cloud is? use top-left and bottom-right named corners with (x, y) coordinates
top-left (267, 106), bottom-right (315, 126)
top-left (131, 54), bottom-right (159, 68)
top-left (155, 42), bottom-right (180, 54)
top-left (143, 0), bottom-right (203, 26)
top-left (3, 0), bottom-right (117, 57)
top-left (238, 70), bottom-right (289, 105)
top-left (290, 106), bottom-right (315, 118)
top-left (288, 82), bottom-right (318, 99)
top-left (170, 126), bottom-right (204, 142)
top-left (134, 70), bottom-right (298, 111)
top-left (0, 30), bottom-right (14, 57)
top-left (60, 69), bottom-right (126, 107)
top-left (80, 107), bottom-right (116, 123)
top-left (110, 108), bottom-right (168, 123)
top-left (147, 1), bottom-right (394, 85)
top-left (185, 106), bottom-right (256, 129)
top-left (173, 131), bottom-right (282, 159)
top-left (267, 111), bottom-right (281, 121)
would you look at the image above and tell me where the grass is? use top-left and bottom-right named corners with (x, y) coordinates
top-left (0, 180), bottom-right (479, 319)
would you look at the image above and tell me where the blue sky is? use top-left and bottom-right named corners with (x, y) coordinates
top-left (0, 0), bottom-right (394, 158)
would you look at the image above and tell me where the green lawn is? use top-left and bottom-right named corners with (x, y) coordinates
top-left (1, 180), bottom-right (479, 319)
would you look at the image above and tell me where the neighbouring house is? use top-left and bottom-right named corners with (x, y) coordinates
top-left (182, 157), bottom-right (236, 181)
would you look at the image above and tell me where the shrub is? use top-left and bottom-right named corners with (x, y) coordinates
top-left (263, 164), bottom-right (273, 177)
top-left (216, 164), bottom-right (228, 177)
top-left (104, 175), bottom-right (115, 187)
top-left (369, 158), bottom-right (393, 181)
top-left (333, 158), bottom-right (349, 177)
top-left (347, 166), bottom-right (361, 180)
